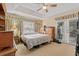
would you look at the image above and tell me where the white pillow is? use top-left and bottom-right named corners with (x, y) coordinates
top-left (23, 31), bottom-right (36, 35)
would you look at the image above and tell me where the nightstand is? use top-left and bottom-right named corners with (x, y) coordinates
top-left (14, 36), bottom-right (20, 44)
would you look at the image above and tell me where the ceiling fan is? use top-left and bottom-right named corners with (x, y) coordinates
top-left (37, 3), bottom-right (57, 13)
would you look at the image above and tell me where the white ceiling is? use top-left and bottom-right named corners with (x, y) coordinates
top-left (6, 3), bottom-right (79, 19)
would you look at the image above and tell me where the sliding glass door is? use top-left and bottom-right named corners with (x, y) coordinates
top-left (56, 20), bottom-right (65, 42)
top-left (56, 17), bottom-right (78, 46)
top-left (68, 19), bottom-right (77, 45)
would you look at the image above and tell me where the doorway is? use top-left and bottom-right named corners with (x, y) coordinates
top-left (56, 18), bottom-right (77, 46)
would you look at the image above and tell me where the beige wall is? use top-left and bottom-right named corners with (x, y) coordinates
top-left (43, 18), bottom-right (56, 27)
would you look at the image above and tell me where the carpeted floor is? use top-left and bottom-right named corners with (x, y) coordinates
top-left (15, 42), bottom-right (75, 56)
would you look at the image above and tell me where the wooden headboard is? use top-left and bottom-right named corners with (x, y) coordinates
top-left (0, 31), bottom-right (13, 51)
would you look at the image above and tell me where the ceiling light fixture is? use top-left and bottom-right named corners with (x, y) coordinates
top-left (37, 3), bottom-right (57, 13)
top-left (43, 6), bottom-right (47, 9)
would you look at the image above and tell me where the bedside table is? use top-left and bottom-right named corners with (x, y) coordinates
top-left (14, 36), bottom-right (20, 44)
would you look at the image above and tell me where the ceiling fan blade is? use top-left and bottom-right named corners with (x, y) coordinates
top-left (49, 4), bottom-right (57, 7)
top-left (37, 7), bottom-right (42, 11)
top-left (43, 3), bottom-right (46, 6)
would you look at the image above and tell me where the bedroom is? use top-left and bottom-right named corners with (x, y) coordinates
top-left (0, 3), bottom-right (79, 56)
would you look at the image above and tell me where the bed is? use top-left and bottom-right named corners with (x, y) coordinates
top-left (21, 32), bottom-right (51, 49)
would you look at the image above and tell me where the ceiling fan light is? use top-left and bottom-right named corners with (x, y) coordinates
top-left (43, 6), bottom-right (47, 9)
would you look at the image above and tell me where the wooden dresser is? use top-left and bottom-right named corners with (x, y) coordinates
top-left (45, 27), bottom-right (55, 42)
top-left (0, 31), bottom-right (17, 56)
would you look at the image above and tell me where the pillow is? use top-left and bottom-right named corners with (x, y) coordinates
top-left (23, 30), bottom-right (35, 35)
top-left (23, 31), bottom-right (38, 35)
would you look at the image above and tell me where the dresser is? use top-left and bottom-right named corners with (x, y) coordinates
top-left (45, 27), bottom-right (55, 42)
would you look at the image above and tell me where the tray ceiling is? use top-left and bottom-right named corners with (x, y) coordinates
top-left (6, 3), bottom-right (79, 19)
